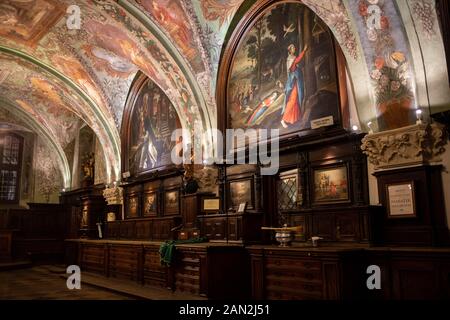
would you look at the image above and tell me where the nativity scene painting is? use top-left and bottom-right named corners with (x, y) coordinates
top-left (128, 79), bottom-right (181, 175)
top-left (228, 2), bottom-right (340, 136)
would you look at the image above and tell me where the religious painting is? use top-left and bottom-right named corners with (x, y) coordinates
top-left (126, 195), bottom-right (139, 218)
top-left (0, 0), bottom-right (65, 46)
top-left (128, 79), bottom-right (181, 175)
top-left (229, 179), bottom-right (253, 211)
top-left (227, 2), bottom-right (340, 139)
top-left (143, 192), bottom-right (157, 217)
top-left (312, 164), bottom-right (349, 205)
top-left (164, 190), bottom-right (179, 215)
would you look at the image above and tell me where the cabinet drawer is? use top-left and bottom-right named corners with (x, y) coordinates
top-left (266, 271), bottom-right (322, 284)
top-left (266, 258), bottom-right (321, 271)
top-left (266, 284), bottom-right (323, 300)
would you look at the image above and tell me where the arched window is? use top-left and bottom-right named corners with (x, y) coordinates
top-left (0, 133), bottom-right (23, 203)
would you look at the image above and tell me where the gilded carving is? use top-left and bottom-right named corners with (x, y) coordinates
top-left (103, 186), bottom-right (123, 205)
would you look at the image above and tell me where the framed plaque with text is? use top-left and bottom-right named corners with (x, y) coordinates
top-left (386, 181), bottom-right (416, 218)
top-left (202, 197), bottom-right (221, 214)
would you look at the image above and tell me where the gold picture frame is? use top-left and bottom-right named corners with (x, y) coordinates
top-left (228, 179), bottom-right (253, 211)
top-left (164, 190), bottom-right (179, 215)
top-left (312, 164), bottom-right (350, 205)
top-left (143, 192), bottom-right (157, 216)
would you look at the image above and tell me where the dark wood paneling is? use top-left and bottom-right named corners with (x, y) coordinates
top-left (105, 217), bottom-right (181, 240)
top-left (248, 246), bottom-right (365, 300)
top-left (143, 245), bottom-right (168, 288)
top-left (374, 165), bottom-right (450, 246)
top-left (391, 260), bottom-right (438, 299)
top-left (68, 240), bottom-right (250, 299)
top-left (108, 244), bottom-right (141, 281)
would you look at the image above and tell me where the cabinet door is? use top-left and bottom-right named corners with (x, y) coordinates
top-left (203, 217), bottom-right (226, 240)
top-left (335, 213), bottom-right (359, 242)
top-left (312, 214), bottom-right (335, 241)
top-left (227, 217), bottom-right (241, 241)
top-left (392, 260), bottom-right (439, 299)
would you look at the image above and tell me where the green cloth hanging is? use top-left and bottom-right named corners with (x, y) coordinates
top-left (159, 237), bottom-right (208, 266)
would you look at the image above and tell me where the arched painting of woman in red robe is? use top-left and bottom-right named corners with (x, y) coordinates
top-left (228, 2), bottom-right (340, 137)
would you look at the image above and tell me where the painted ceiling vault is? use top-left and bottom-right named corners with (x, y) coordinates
top-left (0, 0), bottom-right (448, 188)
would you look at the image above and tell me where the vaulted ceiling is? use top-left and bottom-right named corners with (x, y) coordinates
top-left (0, 0), bottom-right (448, 188)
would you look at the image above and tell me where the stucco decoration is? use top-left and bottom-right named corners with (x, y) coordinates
top-left (410, 0), bottom-right (437, 40)
top-left (103, 186), bottom-right (124, 205)
top-left (361, 122), bottom-right (447, 170)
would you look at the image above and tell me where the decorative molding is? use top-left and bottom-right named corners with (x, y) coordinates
top-left (361, 123), bottom-right (447, 170)
top-left (103, 186), bottom-right (123, 205)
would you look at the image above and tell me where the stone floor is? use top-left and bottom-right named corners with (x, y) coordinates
top-left (0, 265), bottom-right (203, 300)
top-left (0, 265), bottom-right (133, 300)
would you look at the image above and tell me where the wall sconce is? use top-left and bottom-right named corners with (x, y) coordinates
top-left (416, 109), bottom-right (423, 124)
top-left (352, 125), bottom-right (359, 132)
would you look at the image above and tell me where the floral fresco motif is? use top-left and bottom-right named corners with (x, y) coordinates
top-left (351, 0), bottom-right (416, 130)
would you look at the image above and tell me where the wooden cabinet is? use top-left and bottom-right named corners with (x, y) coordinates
top-left (173, 248), bottom-right (202, 295)
top-left (108, 244), bottom-right (141, 281)
top-left (201, 215), bottom-right (226, 241)
top-left (365, 248), bottom-right (450, 300)
top-left (143, 245), bottom-right (168, 288)
top-left (105, 216), bottom-right (181, 240)
top-left (79, 243), bottom-right (106, 275)
top-left (65, 239), bottom-right (250, 299)
top-left (374, 166), bottom-right (450, 246)
top-left (288, 206), bottom-right (382, 245)
top-left (0, 230), bottom-right (13, 259)
top-left (198, 213), bottom-right (262, 243)
top-left (248, 246), bottom-right (364, 300)
top-left (79, 195), bottom-right (106, 239)
top-left (173, 244), bottom-right (250, 299)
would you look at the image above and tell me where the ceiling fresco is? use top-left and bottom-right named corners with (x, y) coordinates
top-left (0, 0), bottom-right (448, 187)
top-left (0, 0), bottom-right (65, 46)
